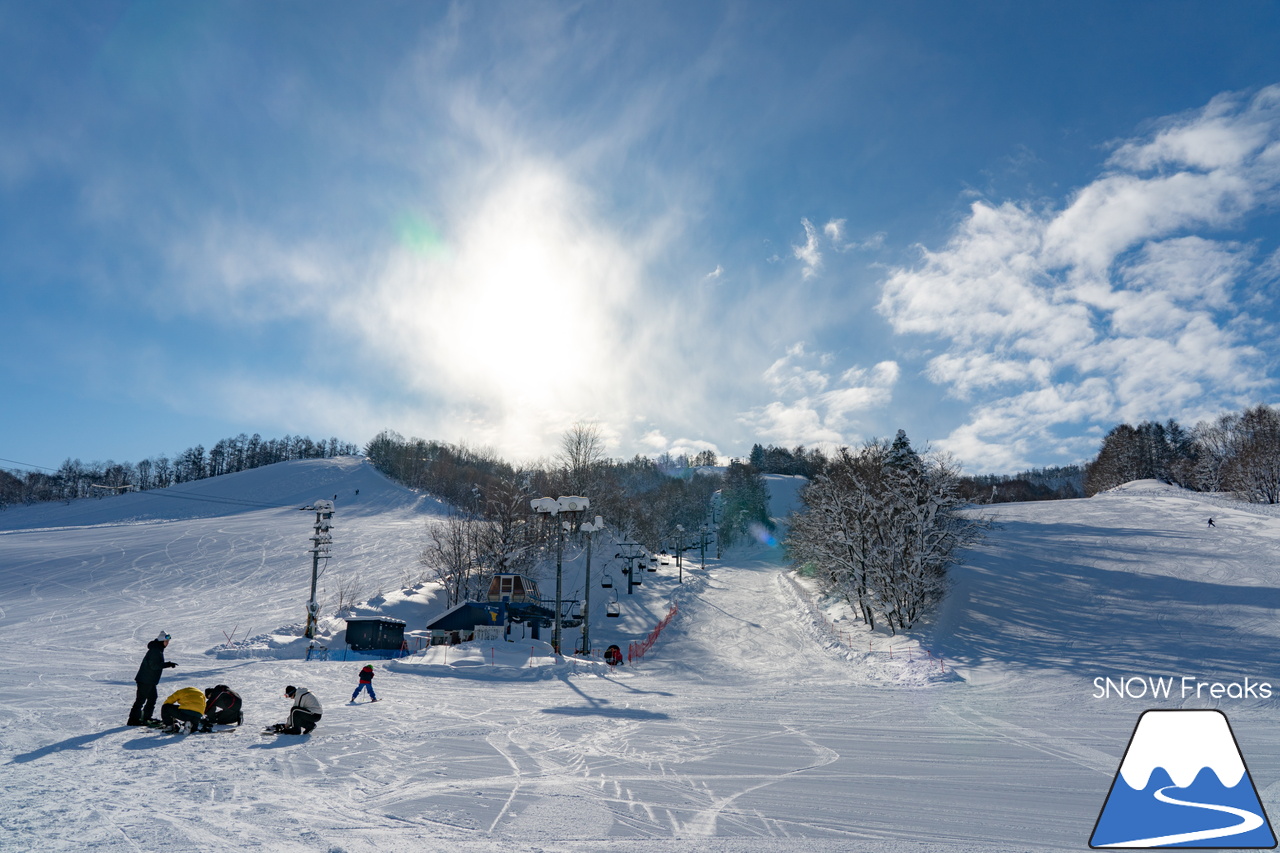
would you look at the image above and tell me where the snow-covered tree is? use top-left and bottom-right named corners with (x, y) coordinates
top-left (1224, 405), bottom-right (1280, 504)
top-left (717, 461), bottom-right (771, 548)
top-left (787, 435), bottom-right (986, 634)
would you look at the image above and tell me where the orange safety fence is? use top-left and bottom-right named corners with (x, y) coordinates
top-left (628, 604), bottom-right (679, 664)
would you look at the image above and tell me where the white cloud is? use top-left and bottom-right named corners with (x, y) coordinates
top-left (763, 343), bottom-right (831, 396)
top-left (793, 218), bottom-right (822, 279)
top-left (741, 344), bottom-right (898, 447)
top-left (639, 429), bottom-right (669, 452)
top-left (740, 400), bottom-right (845, 447)
top-left (879, 85), bottom-right (1280, 470)
top-left (823, 218), bottom-right (846, 245)
top-left (824, 218), bottom-right (885, 252)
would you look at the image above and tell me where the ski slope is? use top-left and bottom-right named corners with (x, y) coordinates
top-left (3, 463), bottom-right (1280, 852)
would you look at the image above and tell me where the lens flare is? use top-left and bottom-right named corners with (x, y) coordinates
top-left (750, 523), bottom-right (778, 548)
top-left (395, 212), bottom-right (448, 259)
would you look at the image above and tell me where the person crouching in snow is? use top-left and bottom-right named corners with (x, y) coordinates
top-left (351, 664), bottom-right (377, 703)
top-left (200, 684), bottom-right (243, 731)
top-left (160, 686), bottom-right (206, 734)
top-left (269, 685), bottom-right (322, 735)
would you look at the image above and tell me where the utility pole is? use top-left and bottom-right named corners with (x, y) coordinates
top-left (301, 499), bottom-right (334, 639)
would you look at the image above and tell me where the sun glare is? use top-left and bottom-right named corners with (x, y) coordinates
top-left (374, 165), bottom-right (637, 451)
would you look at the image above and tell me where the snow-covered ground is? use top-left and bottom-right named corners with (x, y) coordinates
top-left (3, 464), bottom-right (1280, 852)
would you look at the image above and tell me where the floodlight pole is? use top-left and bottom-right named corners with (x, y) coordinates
top-left (580, 516), bottom-right (603, 656)
top-left (531, 496), bottom-right (588, 656)
top-left (301, 500), bottom-right (334, 639)
top-left (675, 524), bottom-right (685, 584)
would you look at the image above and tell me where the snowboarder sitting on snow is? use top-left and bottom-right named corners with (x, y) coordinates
top-left (160, 686), bottom-right (207, 734)
top-left (128, 631), bottom-right (178, 726)
top-left (350, 665), bottom-right (377, 703)
top-left (200, 684), bottom-right (243, 731)
top-left (268, 685), bottom-right (322, 735)
top-left (604, 644), bottom-right (623, 666)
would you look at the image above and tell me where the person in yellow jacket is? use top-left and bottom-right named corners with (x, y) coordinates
top-left (159, 686), bottom-right (206, 734)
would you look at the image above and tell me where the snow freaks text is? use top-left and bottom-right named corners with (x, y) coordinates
top-left (1093, 676), bottom-right (1273, 701)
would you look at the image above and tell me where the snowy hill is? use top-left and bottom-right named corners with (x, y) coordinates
top-left (0, 455), bottom-right (431, 532)
top-left (4, 464), bottom-right (1280, 852)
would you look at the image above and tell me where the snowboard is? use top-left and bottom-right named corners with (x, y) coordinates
top-left (139, 722), bottom-right (240, 734)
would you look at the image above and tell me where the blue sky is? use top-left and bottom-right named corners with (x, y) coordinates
top-left (4, 1), bottom-right (1280, 475)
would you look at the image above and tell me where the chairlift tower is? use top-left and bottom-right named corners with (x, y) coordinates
top-left (301, 499), bottom-right (335, 639)
top-left (616, 541), bottom-right (645, 595)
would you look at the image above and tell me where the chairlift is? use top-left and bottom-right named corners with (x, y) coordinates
top-left (601, 571), bottom-right (614, 589)
top-left (568, 601), bottom-right (583, 621)
top-left (647, 556), bottom-right (658, 572)
top-left (606, 600), bottom-right (620, 618)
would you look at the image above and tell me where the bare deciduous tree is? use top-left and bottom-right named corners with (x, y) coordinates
top-left (557, 422), bottom-right (607, 494)
top-left (421, 513), bottom-right (485, 607)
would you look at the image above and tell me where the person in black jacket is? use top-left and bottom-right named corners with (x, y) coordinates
top-left (200, 684), bottom-right (244, 730)
top-left (127, 632), bottom-right (177, 726)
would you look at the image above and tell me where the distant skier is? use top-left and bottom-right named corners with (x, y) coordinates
top-left (1208, 517), bottom-right (1216, 528)
top-left (159, 686), bottom-right (206, 734)
top-left (350, 664), bottom-right (377, 703)
top-left (201, 684), bottom-right (243, 730)
top-left (268, 685), bottom-right (322, 735)
top-left (127, 631), bottom-right (177, 726)
top-left (604, 644), bottom-right (623, 666)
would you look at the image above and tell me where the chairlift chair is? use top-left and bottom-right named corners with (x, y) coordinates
top-left (601, 571), bottom-right (614, 589)
top-left (606, 599), bottom-right (620, 618)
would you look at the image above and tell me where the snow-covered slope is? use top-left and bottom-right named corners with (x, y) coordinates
top-left (3, 466), bottom-right (1280, 853)
top-left (0, 455), bottom-right (430, 532)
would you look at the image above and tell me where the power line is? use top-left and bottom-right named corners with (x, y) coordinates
top-left (0, 457), bottom-right (58, 472)
top-left (133, 489), bottom-right (304, 510)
